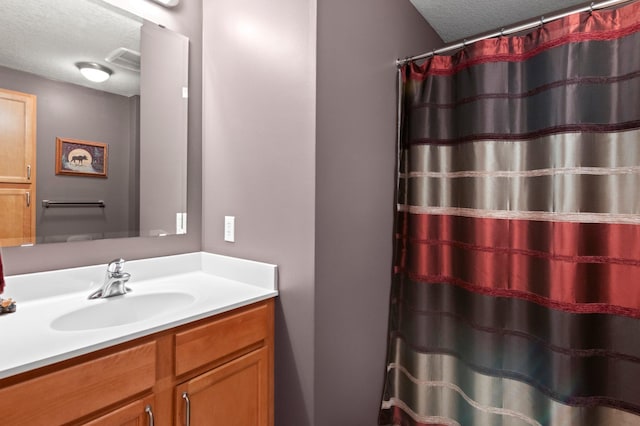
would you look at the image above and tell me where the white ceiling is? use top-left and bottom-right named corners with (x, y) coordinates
top-left (0, 0), bottom-right (141, 96)
top-left (409, 0), bottom-right (592, 43)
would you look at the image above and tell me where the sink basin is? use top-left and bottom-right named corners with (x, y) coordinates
top-left (50, 292), bottom-right (196, 331)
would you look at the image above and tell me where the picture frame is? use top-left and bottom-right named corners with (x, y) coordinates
top-left (55, 137), bottom-right (108, 178)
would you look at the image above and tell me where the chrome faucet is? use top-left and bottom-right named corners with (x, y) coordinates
top-left (89, 258), bottom-right (132, 299)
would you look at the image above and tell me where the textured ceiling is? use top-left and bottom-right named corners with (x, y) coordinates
top-left (0, 0), bottom-right (141, 96)
top-left (409, 0), bottom-right (592, 43)
top-left (1, 0), bottom-right (597, 95)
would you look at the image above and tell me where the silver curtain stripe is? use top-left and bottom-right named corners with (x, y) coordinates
top-left (398, 131), bottom-right (640, 216)
top-left (396, 206), bottom-right (640, 225)
top-left (396, 0), bottom-right (637, 66)
top-left (384, 339), bottom-right (640, 425)
top-left (406, 174), bottom-right (640, 214)
top-left (405, 130), bottom-right (640, 174)
top-left (381, 398), bottom-right (462, 426)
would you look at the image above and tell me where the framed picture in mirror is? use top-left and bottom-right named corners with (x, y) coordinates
top-left (55, 137), bottom-right (108, 178)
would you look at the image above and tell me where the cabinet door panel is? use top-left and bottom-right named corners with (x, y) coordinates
top-left (0, 187), bottom-right (32, 246)
top-left (0, 88), bottom-right (36, 184)
top-left (83, 395), bottom-right (154, 426)
top-left (176, 347), bottom-right (269, 426)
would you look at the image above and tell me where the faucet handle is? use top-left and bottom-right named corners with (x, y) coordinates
top-left (107, 258), bottom-right (125, 273)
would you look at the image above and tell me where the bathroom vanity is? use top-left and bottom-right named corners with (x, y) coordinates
top-left (0, 252), bottom-right (277, 425)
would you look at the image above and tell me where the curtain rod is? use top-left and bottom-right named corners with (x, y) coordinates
top-left (396, 0), bottom-right (636, 67)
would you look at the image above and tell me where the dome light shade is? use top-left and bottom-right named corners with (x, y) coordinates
top-left (149, 0), bottom-right (180, 7)
top-left (76, 62), bottom-right (113, 83)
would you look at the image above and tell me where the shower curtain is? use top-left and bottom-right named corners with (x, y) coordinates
top-left (379, 2), bottom-right (640, 425)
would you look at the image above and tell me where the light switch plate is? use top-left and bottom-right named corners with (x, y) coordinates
top-left (176, 212), bottom-right (187, 234)
top-left (224, 216), bottom-right (235, 242)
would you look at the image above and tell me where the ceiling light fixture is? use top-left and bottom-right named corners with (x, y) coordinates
top-left (76, 62), bottom-right (113, 83)
top-left (149, 0), bottom-right (180, 7)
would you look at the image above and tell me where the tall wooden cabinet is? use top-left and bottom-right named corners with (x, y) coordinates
top-left (0, 88), bottom-right (37, 246)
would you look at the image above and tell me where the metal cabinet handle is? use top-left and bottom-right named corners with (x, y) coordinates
top-left (145, 404), bottom-right (154, 426)
top-left (27, 165), bottom-right (31, 180)
top-left (182, 392), bottom-right (191, 426)
top-left (26, 192), bottom-right (30, 207)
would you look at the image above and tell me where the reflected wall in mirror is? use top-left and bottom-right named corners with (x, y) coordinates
top-left (0, 0), bottom-right (189, 247)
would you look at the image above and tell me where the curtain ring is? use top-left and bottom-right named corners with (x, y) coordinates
top-left (500, 28), bottom-right (505, 37)
top-left (463, 39), bottom-right (468, 47)
top-left (539, 16), bottom-right (545, 27)
top-left (589, 2), bottom-right (594, 14)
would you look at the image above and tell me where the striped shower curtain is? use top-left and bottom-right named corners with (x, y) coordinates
top-left (379, 2), bottom-right (640, 425)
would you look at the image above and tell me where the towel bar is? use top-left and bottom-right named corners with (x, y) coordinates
top-left (42, 200), bottom-right (106, 208)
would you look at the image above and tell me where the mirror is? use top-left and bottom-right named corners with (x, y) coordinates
top-left (0, 0), bottom-right (189, 247)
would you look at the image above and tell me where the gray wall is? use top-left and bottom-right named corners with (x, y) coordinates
top-left (315, 1), bottom-right (441, 424)
top-left (3, 0), bottom-right (202, 273)
top-left (0, 65), bottom-right (138, 242)
top-left (128, 95), bottom-right (141, 235)
top-left (201, 0), bottom-right (317, 424)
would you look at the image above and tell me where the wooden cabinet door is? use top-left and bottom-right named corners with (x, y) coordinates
top-left (175, 347), bottom-right (269, 426)
top-left (0, 187), bottom-right (33, 246)
top-left (83, 396), bottom-right (155, 426)
top-left (0, 88), bottom-right (36, 246)
top-left (0, 88), bottom-right (36, 184)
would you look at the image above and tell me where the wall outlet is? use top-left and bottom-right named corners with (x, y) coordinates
top-left (224, 216), bottom-right (235, 242)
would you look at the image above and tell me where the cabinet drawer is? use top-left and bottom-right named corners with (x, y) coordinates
top-left (0, 341), bottom-right (156, 425)
top-left (175, 302), bottom-right (269, 376)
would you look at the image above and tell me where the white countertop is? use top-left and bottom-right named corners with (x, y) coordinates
top-left (0, 252), bottom-right (278, 379)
